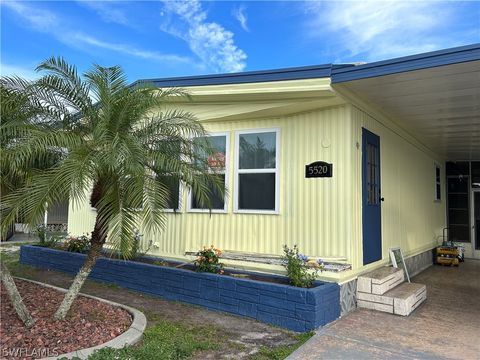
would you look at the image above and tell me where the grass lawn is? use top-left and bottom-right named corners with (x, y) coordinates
top-left (88, 316), bottom-right (222, 360)
top-left (0, 248), bottom-right (313, 359)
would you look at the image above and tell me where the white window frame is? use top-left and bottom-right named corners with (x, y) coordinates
top-left (434, 163), bottom-right (441, 202)
top-left (234, 128), bottom-right (280, 215)
top-left (187, 132), bottom-right (229, 214)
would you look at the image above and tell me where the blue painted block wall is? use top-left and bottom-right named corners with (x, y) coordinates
top-left (20, 245), bottom-right (340, 332)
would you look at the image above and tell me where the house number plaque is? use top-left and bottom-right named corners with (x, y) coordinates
top-left (305, 161), bottom-right (333, 178)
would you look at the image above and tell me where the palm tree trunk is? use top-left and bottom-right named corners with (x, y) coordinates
top-left (1, 261), bottom-right (35, 328)
top-left (53, 214), bottom-right (106, 320)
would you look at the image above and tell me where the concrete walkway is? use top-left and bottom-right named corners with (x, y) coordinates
top-left (288, 260), bottom-right (480, 360)
top-left (2, 233), bottom-right (39, 243)
top-left (0, 234), bottom-right (39, 255)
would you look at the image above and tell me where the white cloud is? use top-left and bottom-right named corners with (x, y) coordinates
top-left (1, 1), bottom-right (192, 65)
top-left (305, 1), bottom-right (476, 62)
top-left (2, 0), bottom-right (58, 31)
top-left (71, 33), bottom-right (192, 63)
top-left (160, 0), bottom-right (247, 73)
top-left (76, 1), bottom-right (130, 26)
top-left (232, 5), bottom-right (249, 32)
top-left (0, 63), bottom-right (39, 80)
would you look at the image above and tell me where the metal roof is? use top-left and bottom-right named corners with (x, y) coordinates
top-left (132, 64), bottom-right (353, 88)
top-left (133, 43), bottom-right (480, 88)
top-left (331, 43), bottom-right (480, 83)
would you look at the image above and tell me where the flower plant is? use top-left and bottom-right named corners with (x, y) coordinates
top-left (282, 245), bottom-right (318, 288)
top-left (194, 245), bottom-right (224, 274)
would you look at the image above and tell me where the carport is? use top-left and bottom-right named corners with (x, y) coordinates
top-left (288, 261), bottom-right (480, 359)
top-left (332, 44), bottom-right (480, 259)
top-left (289, 45), bottom-right (480, 359)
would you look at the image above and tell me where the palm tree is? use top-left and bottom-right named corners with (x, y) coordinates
top-left (0, 83), bottom-right (44, 328)
top-left (1, 57), bottom-right (223, 320)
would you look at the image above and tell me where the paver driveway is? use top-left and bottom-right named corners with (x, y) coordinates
top-left (289, 260), bottom-right (480, 360)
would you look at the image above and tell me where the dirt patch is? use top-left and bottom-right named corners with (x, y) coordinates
top-left (49, 248), bottom-right (298, 286)
top-left (0, 280), bottom-right (132, 360)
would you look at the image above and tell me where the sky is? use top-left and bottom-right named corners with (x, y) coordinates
top-left (1, 0), bottom-right (479, 82)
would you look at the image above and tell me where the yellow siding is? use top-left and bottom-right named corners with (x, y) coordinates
top-left (144, 105), bottom-right (355, 260)
top-left (68, 105), bottom-right (356, 273)
top-left (68, 197), bottom-right (96, 236)
top-left (350, 105), bottom-right (446, 273)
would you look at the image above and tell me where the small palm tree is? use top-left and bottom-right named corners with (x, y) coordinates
top-left (1, 57), bottom-right (223, 320)
top-left (0, 84), bottom-right (45, 328)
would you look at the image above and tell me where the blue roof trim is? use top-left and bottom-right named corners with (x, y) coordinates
top-left (133, 64), bottom-right (353, 88)
top-left (331, 43), bottom-right (480, 83)
top-left (131, 43), bottom-right (480, 88)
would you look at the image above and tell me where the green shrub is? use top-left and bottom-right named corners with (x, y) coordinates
top-left (194, 245), bottom-right (224, 274)
top-left (36, 235), bottom-right (62, 248)
top-left (282, 245), bottom-right (318, 288)
top-left (63, 235), bottom-right (90, 253)
top-left (34, 224), bottom-right (47, 244)
top-left (129, 230), bottom-right (143, 259)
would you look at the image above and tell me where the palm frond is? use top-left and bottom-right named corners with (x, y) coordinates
top-left (1, 57), bottom-right (225, 256)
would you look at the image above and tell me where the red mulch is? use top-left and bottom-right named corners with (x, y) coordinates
top-left (0, 280), bottom-right (132, 360)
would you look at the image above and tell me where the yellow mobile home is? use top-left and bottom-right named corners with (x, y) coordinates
top-left (65, 44), bottom-right (480, 314)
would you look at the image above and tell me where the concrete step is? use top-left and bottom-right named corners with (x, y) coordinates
top-left (386, 282), bottom-right (427, 316)
top-left (357, 282), bottom-right (427, 316)
top-left (357, 266), bottom-right (404, 295)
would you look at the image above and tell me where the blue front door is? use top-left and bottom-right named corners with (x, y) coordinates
top-left (362, 128), bottom-right (382, 265)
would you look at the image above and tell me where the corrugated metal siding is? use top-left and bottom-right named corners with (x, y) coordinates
top-left (68, 105), bottom-right (355, 262)
top-left (67, 198), bottom-right (96, 236)
top-left (149, 105), bottom-right (354, 259)
top-left (46, 201), bottom-right (69, 224)
top-left (350, 106), bottom-right (446, 270)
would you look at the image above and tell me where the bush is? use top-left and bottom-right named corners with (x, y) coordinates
top-left (194, 245), bottom-right (224, 274)
top-left (282, 245), bottom-right (318, 288)
top-left (129, 230), bottom-right (144, 259)
top-left (37, 235), bottom-right (62, 248)
top-left (34, 224), bottom-right (48, 244)
top-left (63, 235), bottom-right (90, 253)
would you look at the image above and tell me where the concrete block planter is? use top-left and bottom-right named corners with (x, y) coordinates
top-left (20, 245), bottom-right (340, 332)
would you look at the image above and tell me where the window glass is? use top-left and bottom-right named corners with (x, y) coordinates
top-left (191, 174), bottom-right (225, 210)
top-left (157, 175), bottom-right (180, 210)
top-left (193, 136), bottom-right (226, 170)
top-left (446, 161), bottom-right (469, 176)
top-left (472, 161), bottom-right (480, 188)
top-left (236, 130), bottom-right (278, 212)
top-left (239, 132), bottom-right (276, 169)
top-left (366, 142), bottom-right (380, 205)
top-left (435, 165), bottom-right (441, 201)
top-left (190, 134), bottom-right (227, 211)
top-left (239, 173), bottom-right (275, 210)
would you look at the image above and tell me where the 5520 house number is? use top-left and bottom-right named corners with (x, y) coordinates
top-left (305, 161), bottom-right (333, 178)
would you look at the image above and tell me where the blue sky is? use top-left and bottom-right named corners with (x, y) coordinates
top-left (1, 1), bottom-right (479, 82)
